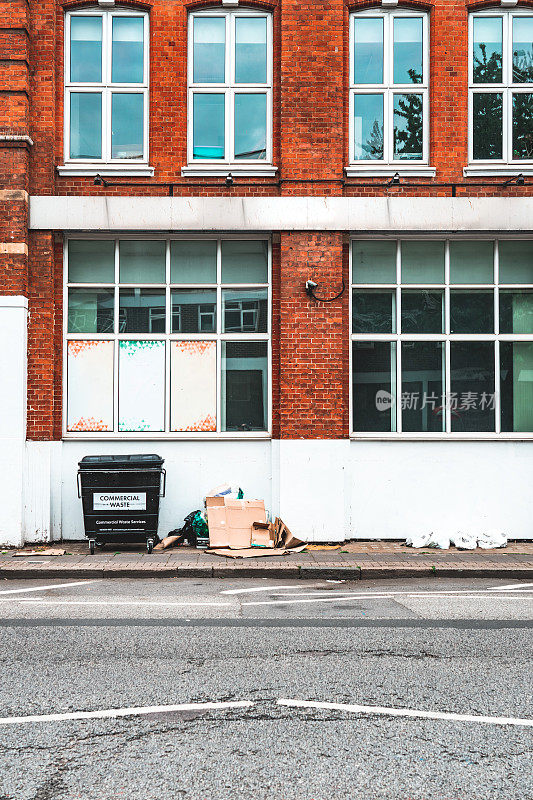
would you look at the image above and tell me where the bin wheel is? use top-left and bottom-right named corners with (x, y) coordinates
top-left (89, 540), bottom-right (95, 555)
top-left (147, 538), bottom-right (154, 554)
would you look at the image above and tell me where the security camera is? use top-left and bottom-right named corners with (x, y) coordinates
top-left (305, 279), bottom-right (318, 297)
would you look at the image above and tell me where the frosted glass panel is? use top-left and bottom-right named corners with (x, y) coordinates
top-left (119, 340), bottom-right (165, 431)
top-left (70, 16), bottom-right (102, 83)
top-left (67, 340), bottom-right (113, 432)
top-left (235, 17), bottom-right (267, 84)
top-left (499, 240), bottom-right (533, 283)
top-left (402, 241), bottom-right (445, 283)
top-left (193, 17), bottom-right (225, 83)
top-left (450, 241), bottom-right (494, 284)
top-left (171, 341), bottom-right (217, 432)
top-left (68, 240), bottom-right (115, 283)
top-left (221, 240), bottom-right (268, 283)
top-left (119, 240), bottom-right (166, 283)
top-left (112, 17), bottom-right (144, 83)
top-left (170, 241), bottom-right (217, 283)
top-left (352, 241), bottom-right (396, 284)
top-left (354, 18), bottom-right (383, 84)
top-left (193, 94), bottom-right (225, 159)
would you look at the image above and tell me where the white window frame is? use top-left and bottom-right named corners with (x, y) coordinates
top-left (63, 235), bottom-right (272, 440)
top-left (59, 7), bottom-right (153, 177)
top-left (183, 6), bottom-right (276, 177)
top-left (347, 8), bottom-right (434, 178)
top-left (350, 236), bottom-right (533, 440)
top-left (466, 7), bottom-right (533, 176)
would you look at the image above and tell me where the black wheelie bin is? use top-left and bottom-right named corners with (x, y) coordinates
top-left (77, 454), bottom-right (166, 553)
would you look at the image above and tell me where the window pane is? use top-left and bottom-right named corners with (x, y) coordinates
top-left (171, 341), bottom-right (217, 432)
top-left (235, 17), bottom-right (267, 84)
top-left (171, 289), bottom-right (217, 333)
top-left (68, 240), bottom-right (115, 283)
top-left (221, 240), bottom-right (268, 283)
top-left (499, 240), bottom-right (533, 283)
top-left (499, 290), bottom-right (533, 333)
top-left (119, 289), bottom-right (166, 333)
top-left (450, 241), bottom-right (494, 284)
top-left (352, 341), bottom-right (396, 432)
top-left (500, 342), bottom-right (533, 432)
top-left (68, 288), bottom-right (114, 334)
top-left (193, 17), bottom-right (225, 83)
top-left (393, 17), bottom-right (423, 84)
top-left (119, 240), bottom-right (166, 283)
top-left (401, 241), bottom-right (445, 283)
top-left (223, 289), bottom-right (268, 333)
top-left (473, 17), bottom-right (503, 84)
top-left (69, 92), bottom-right (102, 159)
top-left (512, 93), bottom-right (533, 159)
top-left (234, 93), bottom-right (266, 159)
top-left (222, 341), bottom-right (268, 431)
top-left (118, 340), bottom-right (165, 432)
top-left (354, 94), bottom-right (383, 160)
top-left (352, 290), bottom-right (395, 334)
top-left (70, 16), bottom-right (102, 83)
top-left (512, 17), bottom-right (533, 83)
top-left (352, 241), bottom-right (396, 284)
top-left (354, 18), bottom-right (383, 84)
top-left (193, 94), bottom-right (225, 159)
top-left (450, 291), bottom-right (494, 334)
top-left (393, 94), bottom-right (423, 160)
top-left (170, 241), bottom-right (217, 283)
top-left (401, 342), bottom-right (444, 433)
top-left (473, 93), bottom-right (503, 160)
top-left (67, 340), bottom-right (114, 432)
top-left (112, 17), bottom-right (144, 84)
top-left (111, 93), bottom-right (143, 159)
top-left (450, 342), bottom-right (495, 432)
top-left (401, 290), bottom-right (443, 333)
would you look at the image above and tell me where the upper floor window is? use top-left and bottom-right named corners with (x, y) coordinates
top-left (348, 9), bottom-right (433, 177)
top-left (468, 9), bottom-right (533, 172)
top-left (185, 7), bottom-right (274, 175)
top-left (61, 9), bottom-right (151, 176)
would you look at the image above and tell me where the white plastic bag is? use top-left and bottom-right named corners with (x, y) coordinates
top-left (426, 532), bottom-right (450, 550)
top-left (405, 533), bottom-right (432, 548)
top-left (477, 530), bottom-right (507, 549)
top-left (451, 531), bottom-right (478, 550)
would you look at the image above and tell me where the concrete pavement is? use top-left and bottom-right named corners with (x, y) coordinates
top-left (1, 540), bottom-right (533, 580)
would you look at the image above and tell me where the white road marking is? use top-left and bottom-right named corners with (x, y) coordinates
top-left (275, 588), bottom-right (533, 599)
top-left (244, 594), bottom-right (533, 607)
top-left (0, 701), bottom-right (254, 727)
top-left (221, 585), bottom-right (321, 595)
top-left (12, 600), bottom-right (233, 608)
top-left (490, 583), bottom-right (533, 591)
top-left (277, 699), bottom-right (533, 728)
top-left (0, 580), bottom-right (98, 596)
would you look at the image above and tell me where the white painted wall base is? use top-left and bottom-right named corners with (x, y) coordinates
top-left (6, 438), bottom-right (533, 545)
top-left (0, 296), bottom-right (27, 547)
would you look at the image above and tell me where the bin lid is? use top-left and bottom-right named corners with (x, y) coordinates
top-left (78, 454), bottom-right (164, 470)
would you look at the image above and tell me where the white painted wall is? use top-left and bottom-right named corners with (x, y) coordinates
top-left (350, 441), bottom-right (533, 540)
top-left (11, 438), bottom-right (533, 544)
top-left (0, 297), bottom-right (27, 547)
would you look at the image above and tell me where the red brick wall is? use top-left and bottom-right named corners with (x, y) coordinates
top-left (1, 0), bottom-right (532, 440)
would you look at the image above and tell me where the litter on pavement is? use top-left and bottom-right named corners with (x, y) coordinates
top-left (405, 531), bottom-right (508, 550)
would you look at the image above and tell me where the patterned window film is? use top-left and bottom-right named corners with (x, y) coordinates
top-left (65, 238), bottom-right (270, 436)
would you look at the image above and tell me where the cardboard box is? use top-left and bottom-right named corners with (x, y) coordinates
top-left (251, 521), bottom-right (275, 549)
top-left (206, 497), bottom-right (267, 549)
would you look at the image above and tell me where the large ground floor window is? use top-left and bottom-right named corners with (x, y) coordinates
top-left (351, 238), bottom-right (533, 436)
top-left (64, 237), bottom-right (271, 436)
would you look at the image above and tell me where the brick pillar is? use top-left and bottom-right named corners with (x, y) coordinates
top-left (273, 232), bottom-right (350, 542)
top-left (0, 0), bottom-right (31, 545)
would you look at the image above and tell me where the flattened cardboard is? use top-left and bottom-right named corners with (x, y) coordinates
top-left (225, 499), bottom-right (266, 549)
top-left (251, 521), bottom-right (275, 549)
top-left (207, 544), bottom-right (307, 559)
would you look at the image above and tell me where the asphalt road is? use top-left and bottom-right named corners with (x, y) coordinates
top-left (0, 577), bottom-right (531, 800)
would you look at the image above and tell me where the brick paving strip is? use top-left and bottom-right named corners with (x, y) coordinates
top-left (1, 542), bottom-right (532, 580)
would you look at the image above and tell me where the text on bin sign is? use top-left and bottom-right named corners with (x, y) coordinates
top-left (93, 493), bottom-right (147, 511)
